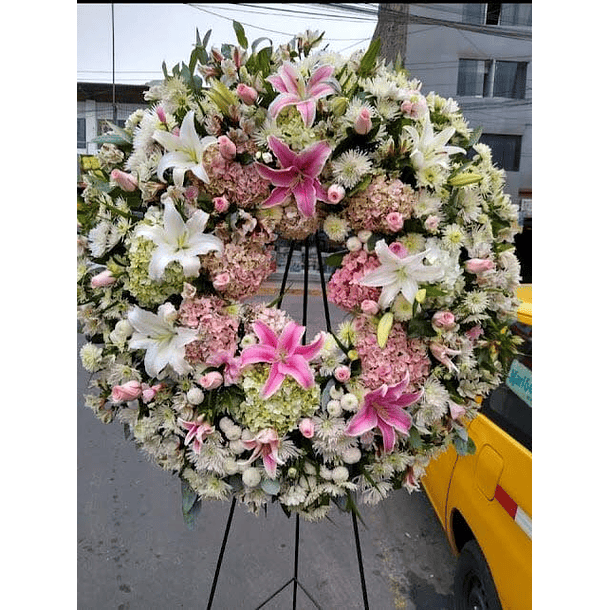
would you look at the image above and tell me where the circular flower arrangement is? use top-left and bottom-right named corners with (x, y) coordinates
top-left (78, 28), bottom-right (523, 522)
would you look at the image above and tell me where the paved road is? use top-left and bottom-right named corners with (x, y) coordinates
top-left (78, 292), bottom-right (458, 609)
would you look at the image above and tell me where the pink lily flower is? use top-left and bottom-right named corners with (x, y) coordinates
top-left (242, 428), bottom-right (284, 478)
top-left (240, 320), bottom-right (325, 398)
top-left (255, 135), bottom-right (331, 217)
top-left (178, 416), bottom-right (214, 454)
top-left (345, 377), bottom-right (422, 453)
top-left (208, 351), bottom-right (241, 385)
top-left (267, 62), bottom-right (337, 127)
top-left (430, 342), bottom-right (461, 373)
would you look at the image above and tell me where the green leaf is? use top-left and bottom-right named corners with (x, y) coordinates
top-left (357, 37), bottom-right (381, 77)
top-left (468, 126), bottom-right (483, 148)
top-left (324, 250), bottom-right (348, 267)
top-left (251, 36), bottom-right (273, 52)
top-left (233, 20), bottom-right (248, 48)
top-left (181, 479), bottom-right (202, 530)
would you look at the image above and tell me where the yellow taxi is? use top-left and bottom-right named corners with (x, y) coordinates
top-left (422, 284), bottom-right (532, 610)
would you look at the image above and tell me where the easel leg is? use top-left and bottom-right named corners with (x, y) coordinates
top-left (352, 510), bottom-right (370, 610)
top-left (206, 496), bottom-right (237, 610)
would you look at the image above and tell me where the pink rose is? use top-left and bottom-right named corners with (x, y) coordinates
top-left (110, 169), bottom-right (138, 192)
top-left (213, 196), bottom-right (230, 213)
top-left (465, 258), bottom-right (495, 274)
top-left (91, 269), bottom-right (116, 288)
top-left (141, 383), bottom-right (163, 403)
top-left (432, 310), bottom-right (456, 331)
top-left (424, 215), bottom-right (440, 232)
top-left (354, 107), bottom-right (373, 135)
top-left (327, 184), bottom-right (345, 204)
top-left (218, 135), bottom-right (236, 160)
top-left (361, 299), bottom-right (379, 315)
top-left (299, 418), bottom-right (315, 439)
top-left (386, 212), bottom-right (404, 232)
top-left (213, 272), bottom-right (231, 290)
top-left (334, 365), bottom-right (351, 382)
top-left (236, 83), bottom-right (258, 105)
top-left (111, 380), bottom-right (142, 402)
top-left (198, 371), bottom-right (223, 390)
top-left (388, 241), bottom-right (409, 258)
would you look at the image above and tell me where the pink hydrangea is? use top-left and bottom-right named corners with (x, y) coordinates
top-left (352, 315), bottom-right (430, 392)
top-left (202, 149), bottom-right (271, 209)
top-left (327, 250), bottom-right (381, 312)
top-left (202, 242), bottom-right (277, 301)
top-left (178, 295), bottom-right (239, 365)
top-left (345, 175), bottom-right (416, 233)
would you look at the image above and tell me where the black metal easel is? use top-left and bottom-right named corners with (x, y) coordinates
top-left (205, 232), bottom-right (370, 610)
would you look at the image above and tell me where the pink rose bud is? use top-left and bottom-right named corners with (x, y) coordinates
top-left (449, 401), bottom-right (466, 420)
top-left (327, 184), bottom-right (345, 204)
top-left (299, 418), bottom-right (315, 439)
top-left (155, 105), bottom-right (167, 123)
top-left (465, 258), bottom-right (495, 274)
top-left (110, 169), bottom-right (138, 192)
top-left (361, 299), bottom-right (379, 315)
top-left (91, 269), bottom-right (116, 288)
top-left (354, 107), bottom-right (373, 135)
top-left (198, 371), bottom-right (223, 390)
top-left (218, 135), bottom-right (236, 160)
top-left (334, 365), bottom-right (351, 382)
top-left (213, 272), bottom-right (231, 291)
top-left (432, 310), bottom-right (456, 330)
top-left (111, 380), bottom-right (142, 403)
top-left (236, 83), bottom-right (258, 105)
top-left (388, 241), bottom-right (409, 258)
top-left (424, 215), bottom-right (440, 232)
top-left (141, 383), bottom-right (163, 403)
top-left (213, 196), bottom-right (230, 213)
top-left (386, 212), bottom-right (404, 232)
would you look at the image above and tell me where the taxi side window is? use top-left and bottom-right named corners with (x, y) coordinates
top-left (480, 322), bottom-right (532, 452)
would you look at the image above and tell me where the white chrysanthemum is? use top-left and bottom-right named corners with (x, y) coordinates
top-left (299, 504), bottom-right (331, 522)
top-left (313, 414), bottom-right (347, 443)
top-left (465, 225), bottom-right (494, 259)
top-left (279, 485), bottom-right (308, 507)
top-left (499, 250), bottom-right (521, 285)
top-left (80, 343), bottom-right (104, 372)
top-left (366, 461), bottom-right (394, 480)
top-left (361, 75), bottom-right (402, 100)
top-left (344, 99), bottom-right (377, 123)
top-left (463, 290), bottom-right (490, 315)
top-left (358, 479), bottom-right (393, 505)
top-left (441, 223), bottom-right (466, 251)
top-left (413, 190), bottom-right (443, 218)
top-left (422, 376), bottom-right (451, 409)
top-left (88, 220), bottom-right (121, 258)
top-left (323, 214), bottom-right (350, 242)
top-left (242, 467), bottom-right (262, 488)
top-left (400, 233), bottom-right (426, 253)
top-left (189, 434), bottom-right (231, 476)
top-left (331, 149), bottom-right (373, 189)
top-left (459, 187), bottom-right (483, 224)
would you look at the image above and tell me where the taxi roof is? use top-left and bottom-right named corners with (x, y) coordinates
top-left (515, 284), bottom-right (532, 325)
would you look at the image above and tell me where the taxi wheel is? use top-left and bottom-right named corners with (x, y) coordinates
top-left (454, 539), bottom-right (502, 610)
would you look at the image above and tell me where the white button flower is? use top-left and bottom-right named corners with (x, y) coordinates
top-left (128, 302), bottom-right (198, 378)
top-left (135, 198), bottom-right (223, 280)
top-left (359, 240), bottom-right (445, 309)
top-left (153, 110), bottom-right (216, 186)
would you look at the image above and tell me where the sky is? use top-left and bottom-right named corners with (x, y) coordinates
top-left (77, 3), bottom-right (380, 86)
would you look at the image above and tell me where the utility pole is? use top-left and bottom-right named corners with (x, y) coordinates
top-left (372, 3), bottom-right (410, 64)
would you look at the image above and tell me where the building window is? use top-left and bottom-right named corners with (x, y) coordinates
top-left (463, 4), bottom-right (532, 27)
top-left (77, 117), bottom-right (86, 149)
top-left (478, 134), bottom-right (522, 172)
top-left (457, 59), bottom-right (527, 99)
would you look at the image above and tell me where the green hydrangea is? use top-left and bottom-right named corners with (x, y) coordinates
top-left (125, 236), bottom-right (185, 308)
top-left (235, 364), bottom-right (321, 435)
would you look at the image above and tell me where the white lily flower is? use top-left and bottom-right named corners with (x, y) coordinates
top-left (403, 113), bottom-right (465, 174)
top-left (128, 303), bottom-right (198, 378)
top-left (359, 240), bottom-right (445, 308)
top-left (135, 198), bottom-right (223, 280)
top-left (153, 110), bottom-right (217, 186)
